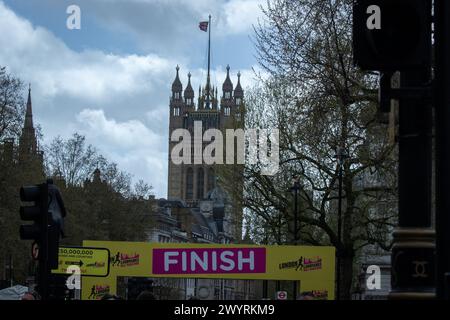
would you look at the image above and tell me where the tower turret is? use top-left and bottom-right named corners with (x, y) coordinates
top-left (234, 71), bottom-right (244, 106)
top-left (184, 72), bottom-right (194, 107)
top-left (171, 65), bottom-right (183, 101)
top-left (222, 65), bottom-right (233, 100)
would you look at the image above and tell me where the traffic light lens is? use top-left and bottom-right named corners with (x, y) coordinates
top-left (20, 206), bottom-right (41, 220)
top-left (20, 185), bottom-right (41, 202)
top-left (20, 224), bottom-right (41, 240)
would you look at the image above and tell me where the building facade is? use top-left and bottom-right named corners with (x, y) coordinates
top-left (167, 65), bottom-right (244, 241)
top-left (137, 66), bottom-right (261, 299)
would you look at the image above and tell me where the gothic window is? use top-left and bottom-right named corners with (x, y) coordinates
top-left (225, 92), bottom-right (231, 99)
top-left (224, 107), bottom-right (231, 116)
top-left (186, 167), bottom-right (193, 200)
top-left (197, 168), bottom-right (204, 200)
top-left (174, 92), bottom-right (180, 100)
top-left (186, 98), bottom-right (192, 106)
top-left (236, 98), bottom-right (241, 105)
top-left (173, 107), bottom-right (180, 116)
top-left (208, 168), bottom-right (215, 191)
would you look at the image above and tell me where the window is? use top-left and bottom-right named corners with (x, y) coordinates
top-left (236, 98), bottom-right (241, 105)
top-left (174, 92), bottom-right (180, 100)
top-left (224, 107), bottom-right (231, 116)
top-left (173, 107), bottom-right (180, 116)
top-left (225, 92), bottom-right (231, 99)
top-left (186, 98), bottom-right (192, 106)
top-left (186, 168), bottom-right (193, 200)
top-left (197, 168), bottom-right (204, 200)
top-left (158, 235), bottom-right (170, 243)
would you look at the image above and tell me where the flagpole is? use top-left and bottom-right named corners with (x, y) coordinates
top-left (207, 14), bottom-right (211, 108)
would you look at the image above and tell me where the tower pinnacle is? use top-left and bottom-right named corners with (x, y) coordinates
top-left (25, 84), bottom-right (33, 129)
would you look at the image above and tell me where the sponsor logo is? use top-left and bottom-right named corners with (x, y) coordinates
top-left (299, 290), bottom-right (328, 300)
top-left (87, 284), bottom-right (110, 300)
top-left (111, 252), bottom-right (140, 267)
top-left (279, 256), bottom-right (322, 272)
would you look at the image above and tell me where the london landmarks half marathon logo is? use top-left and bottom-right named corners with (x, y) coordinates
top-left (279, 256), bottom-right (322, 272)
top-left (110, 251), bottom-right (140, 267)
top-left (87, 284), bottom-right (110, 300)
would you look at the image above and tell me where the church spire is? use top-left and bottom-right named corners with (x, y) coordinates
top-left (25, 84), bottom-right (34, 129)
top-left (19, 84), bottom-right (39, 163)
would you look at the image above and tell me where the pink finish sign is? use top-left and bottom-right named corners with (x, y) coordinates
top-left (152, 247), bottom-right (266, 274)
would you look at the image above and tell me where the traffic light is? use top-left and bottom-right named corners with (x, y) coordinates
top-left (353, 0), bottom-right (432, 71)
top-left (20, 181), bottom-right (65, 299)
top-left (20, 181), bottom-right (63, 270)
top-left (19, 183), bottom-right (48, 241)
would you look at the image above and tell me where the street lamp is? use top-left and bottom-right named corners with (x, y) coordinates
top-left (290, 176), bottom-right (301, 244)
top-left (334, 146), bottom-right (349, 300)
top-left (290, 175), bottom-right (302, 300)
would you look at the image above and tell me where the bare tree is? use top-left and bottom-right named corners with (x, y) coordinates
top-left (221, 0), bottom-right (398, 299)
top-left (0, 66), bottom-right (25, 140)
top-left (45, 133), bottom-right (155, 244)
top-left (44, 133), bottom-right (107, 186)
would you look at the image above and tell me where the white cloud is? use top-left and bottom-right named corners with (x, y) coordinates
top-left (0, 1), bottom-right (262, 197)
top-left (86, 0), bottom-right (266, 44)
top-left (0, 2), bottom-right (179, 102)
top-left (76, 109), bottom-right (162, 149)
top-left (219, 0), bottom-right (265, 35)
top-left (75, 108), bottom-right (168, 196)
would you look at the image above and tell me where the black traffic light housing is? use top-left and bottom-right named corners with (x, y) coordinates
top-left (20, 184), bottom-right (48, 241)
top-left (20, 181), bottom-right (63, 299)
top-left (353, 0), bottom-right (432, 71)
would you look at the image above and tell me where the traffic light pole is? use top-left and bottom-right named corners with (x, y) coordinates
top-left (20, 180), bottom-right (64, 300)
top-left (38, 182), bottom-right (50, 300)
top-left (389, 68), bottom-right (435, 299)
top-left (434, 0), bottom-right (450, 300)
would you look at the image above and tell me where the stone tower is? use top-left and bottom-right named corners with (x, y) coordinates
top-left (167, 65), bottom-right (244, 210)
top-left (19, 86), bottom-right (43, 168)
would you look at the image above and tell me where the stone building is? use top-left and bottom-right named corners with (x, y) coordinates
top-left (0, 86), bottom-right (44, 172)
top-left (135, 67), bottom-right (262, 299)
top-left (167, 65), bottom-right (244, 241)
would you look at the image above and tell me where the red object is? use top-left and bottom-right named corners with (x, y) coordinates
top-left (199, 21), bottom-right (208, 32)
top-left (31, 242), bottom-right (39, 260)
top-left (277, 291), bottom-right (287, 300)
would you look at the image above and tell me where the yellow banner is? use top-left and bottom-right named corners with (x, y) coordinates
top-left (81, 241), bottom-right (335, 300)
top-left (82, 275), bottom-right (117, 300)
top-left (52, 246), bottom-right (110, 277)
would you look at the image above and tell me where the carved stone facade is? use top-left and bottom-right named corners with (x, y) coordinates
top-left (167, 65), bottom-right (244, 241)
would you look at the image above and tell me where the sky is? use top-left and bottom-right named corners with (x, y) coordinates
top-left (0, 0), bottom-right (266, 198)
